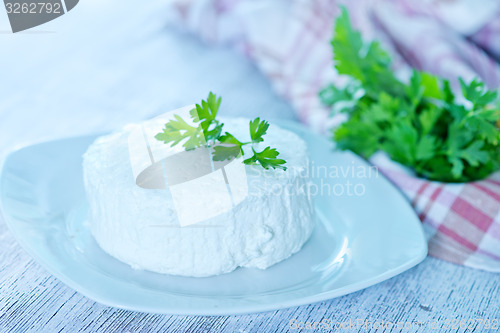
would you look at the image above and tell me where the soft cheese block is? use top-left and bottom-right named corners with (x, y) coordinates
top-left (83, 118), bottom-right (315, 277)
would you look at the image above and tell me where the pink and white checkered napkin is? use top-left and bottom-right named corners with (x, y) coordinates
top-left (172, 0), bottom-right (500, 271)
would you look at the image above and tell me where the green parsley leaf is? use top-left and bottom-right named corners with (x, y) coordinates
top-left (154, 114), bottom-right (204, 150)
top-left (249, 117), bottom-right (269, 143)
top-left (319, 82), bottom-right (364, 114)
top-left (194, 92), bottom-right (224, 142)
top-left (156, 93), bottom-right (287, 170)
top-left (212, 144), bottom-right (243, 161)
top-left (213, 132), bottom-right (245, 161)
top-left (219, 132), bottom-right (245, 146)
top-left (243, 147), bottom-right (287, 170)
top-left (460, 78), bottom-right (498, 109)
top-left (332, 7), bottom-right (405, 99)
top-left (320, 7), bottom-right (500, 182)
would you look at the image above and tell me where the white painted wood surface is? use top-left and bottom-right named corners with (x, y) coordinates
top-left (0, 1), bottom-right (499, 332)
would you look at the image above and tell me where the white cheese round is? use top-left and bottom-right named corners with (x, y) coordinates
top-left (83, 118), bottom-right (315, 277)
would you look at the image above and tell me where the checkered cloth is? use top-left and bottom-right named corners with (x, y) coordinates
top-left (172, 0), bottom-right (500, 271)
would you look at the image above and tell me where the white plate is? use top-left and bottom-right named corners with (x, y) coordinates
top-left (0, 120), bottom-right (427, 315)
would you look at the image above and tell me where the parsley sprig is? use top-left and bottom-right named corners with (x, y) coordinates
top-left (320, 7), bottom-right (500, 182)
top-left (155, 93), bottom-right (287, 171)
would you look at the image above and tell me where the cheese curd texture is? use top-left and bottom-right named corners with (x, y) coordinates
top-left (83, 118), bottom-right (315, 277)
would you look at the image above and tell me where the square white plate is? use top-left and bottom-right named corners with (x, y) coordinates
top-left (0, 120), bottom-right (427, 315)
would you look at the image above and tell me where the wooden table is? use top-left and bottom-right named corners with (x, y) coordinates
top-left (0, 2), bottom-right (498, 331)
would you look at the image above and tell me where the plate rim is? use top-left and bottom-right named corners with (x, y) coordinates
top-left (0, 120), bottom-right (428, 315)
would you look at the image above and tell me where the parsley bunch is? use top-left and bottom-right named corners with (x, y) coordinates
top-left (155, 93), bottom-right (287, 171)
top-left (320, 7), bottom-right (500, 182)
